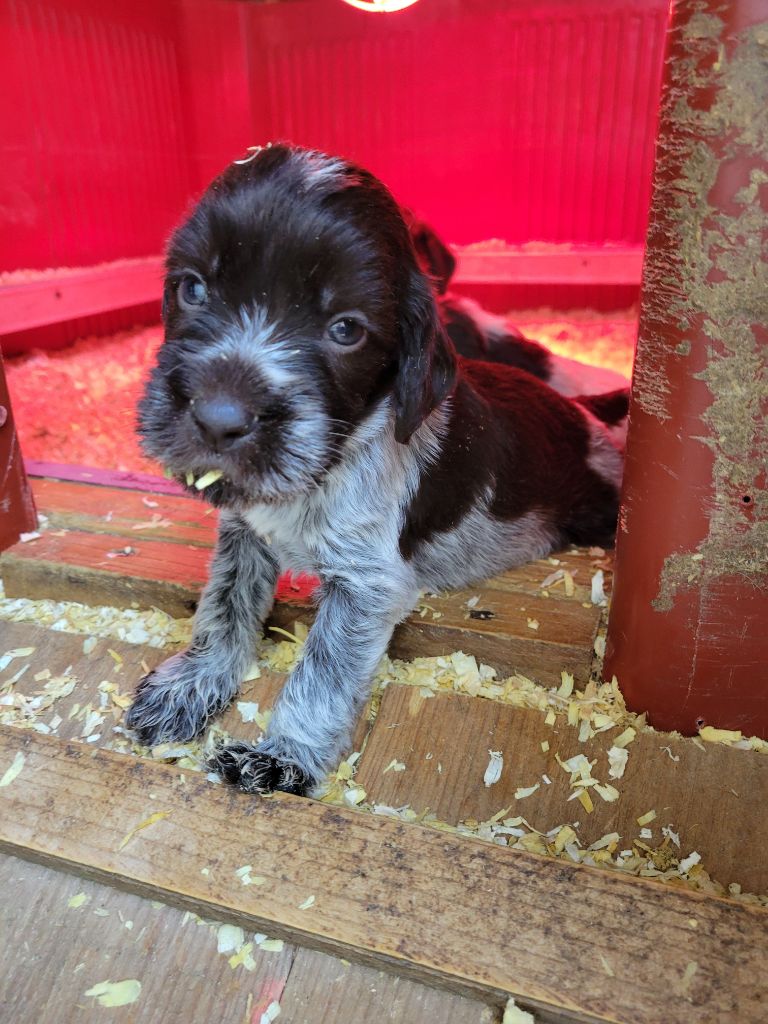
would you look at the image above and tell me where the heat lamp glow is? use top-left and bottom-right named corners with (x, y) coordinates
top-left (341, 0), bottom-right (420, 12)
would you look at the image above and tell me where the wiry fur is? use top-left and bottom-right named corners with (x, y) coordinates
top-left (127, 144), bottom-right (625, 796)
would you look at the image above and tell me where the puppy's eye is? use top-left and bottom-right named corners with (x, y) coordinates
top-left (327, 318), bottom-right (366, 347)
top-left (177, 274), bottom-right (208, 309)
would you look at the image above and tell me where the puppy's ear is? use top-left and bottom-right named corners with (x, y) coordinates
top-left (410, 221), bottom-right (456, 295)
top-left (394, 266), bottom-right (457, 444)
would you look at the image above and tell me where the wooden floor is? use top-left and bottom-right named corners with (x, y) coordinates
top-left (1, 470), bottom-right (766, 1024)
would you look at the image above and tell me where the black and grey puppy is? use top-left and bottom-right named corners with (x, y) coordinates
top-left (409, 217), bottom-right (630, 406)
top-left (126, 144), bottom-right (624, 796)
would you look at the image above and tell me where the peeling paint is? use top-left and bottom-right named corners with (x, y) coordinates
top-left (636, 4), bottom-right (768, 610)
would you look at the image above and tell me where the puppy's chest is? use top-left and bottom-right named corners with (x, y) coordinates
top-left (243, 502), bottom-right (325, 572)
top-left (243, 485), bottom-right (387, 575)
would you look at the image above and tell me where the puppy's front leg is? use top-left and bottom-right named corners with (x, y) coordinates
top-left (212, 577), bottom-right (416, 796)
top-left (125, 512), bottom-right (278, 746)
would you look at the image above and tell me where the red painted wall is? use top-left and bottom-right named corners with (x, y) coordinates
top-left (0, 0), bottom-right (668, 281)
top-left (245, 0), bottom-right (669, 247)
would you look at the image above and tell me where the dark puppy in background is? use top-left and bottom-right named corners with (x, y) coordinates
top-left (408, 216), bottom-right (630, 417)
top-left (126, 144), bottom-right (624, 796)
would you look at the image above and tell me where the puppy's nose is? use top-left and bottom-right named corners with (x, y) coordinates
top-left (192, 395), bottom-right (253, 449)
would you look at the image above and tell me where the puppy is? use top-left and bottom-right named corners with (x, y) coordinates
top-left (408, 217), bottom-right (630, 403)
top-left (126, 144), bottom-right (624, 796)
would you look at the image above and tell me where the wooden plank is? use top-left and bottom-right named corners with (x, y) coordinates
top-left (389, 589), bottom-right (599, 684)
top-left (27, 473), bottom-right (612, 602)
top-left (1, 529), bottom-right (210, 616)
top-left (27, 461), bottom-right (187, 496)
top-left (454, 247), bottom-right (644, 287)
top-left (279, 948), bottom-right (496, 1024)
top-left (0, 852), bottom-right (295, 1024)
top-left (3, 525), bottom-right (600, 684)
top-left (269, 586), bottom-right (600, 687)
top-left (30, 477), bottom-right (218, 546)
top-left (0, 257), bottom-right (163, 334)
top-left (0, 853), bottom-right (495, 1024)
top-left (355, 685), bottom-right (768, 896)
top-left (0, 727), bottom-right (765, 1023)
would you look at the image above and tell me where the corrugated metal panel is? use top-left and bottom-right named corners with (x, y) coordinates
top-left (246, 0), bottom-right (669, 246)
top-left (0, 0), bottom-right (195, 272)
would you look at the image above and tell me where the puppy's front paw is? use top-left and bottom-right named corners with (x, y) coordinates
top-left (210, 742), bottom-right (313, 796)
top-left (125, 652), bottom-right (235, 746)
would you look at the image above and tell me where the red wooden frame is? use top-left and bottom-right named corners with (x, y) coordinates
top-left (0, 353), bottom-right (37, 550)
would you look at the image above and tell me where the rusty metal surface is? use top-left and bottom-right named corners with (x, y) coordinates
top-left (605, 1), bottom-right (768, 737)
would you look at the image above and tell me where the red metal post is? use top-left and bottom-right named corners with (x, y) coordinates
top-left (604, 0), bottom-right (768, 738)
top-left (0, 351), bottom-right (37, 551)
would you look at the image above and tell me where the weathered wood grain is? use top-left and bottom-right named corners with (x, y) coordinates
top-left (0, 853), bottom-right (496, 1024)
top-left (0, 852), bottom-right (295, 1024)
top-left (277, 948), bottom-right (497, 1024)
top-left (355, 684), bottom-right (768, 896)
top-left (0, 727), bottom-right (765, 1023)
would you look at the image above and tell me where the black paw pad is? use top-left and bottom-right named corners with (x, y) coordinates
top-left (209, 744), bottom-right (312, 796)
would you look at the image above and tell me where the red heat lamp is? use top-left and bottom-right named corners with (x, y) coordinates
top-left (341, 0), bottom-right (420, 12)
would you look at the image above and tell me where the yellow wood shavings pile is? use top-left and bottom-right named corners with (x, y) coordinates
top-left (0, 592), bottom-right (193, 649)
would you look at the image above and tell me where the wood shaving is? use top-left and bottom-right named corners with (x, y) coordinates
top-left (557, 671), bottom-right (574, 698)
top-left (514, 783), bottom-right (540, 800)
top-left (297, 895), bottom-right (315, 910)
top-left (217, 924), bottom-right (245, 953)
top-left (84, 980), bottom-right (142, 1007)
top-left (260, 1002), bottom-right (281, 1024)
top-left (67, 892), bottom-right (89, 909)
top-left (699, 726), bottom-right (742, 745)
top-left (607, 746), bottom-right (629, 779)
top-left (591, 570), bottom-right (607, 604)
top-left (383, 759), bottom-right (406, 774)
top-left (117, 811), bottom-right (169, 851)
top-left (503, 998), bottom-right (536, 1023)
top-left (228, 942), bottom-right (257, 971)
top-left (598, 953), bottom-right (615, 977)
top-left (484, 750), bottom-right (503, 786)
top-left (637, 810), bottom-right (657, 826)
top-left (612, 727), bottom-right (636, 748)
top-left (236, 702), bottom-right (261, 723)
top-left (194, 470), bottom-right (224, 490)
top-left (677, 961), bottom-right (698, 1000)
top-left (0, 751), bottom-right (25, 788)
top-left (679, 851), bottom-right (701, 875)
top-left (258, 939), bottom-right (284, 953)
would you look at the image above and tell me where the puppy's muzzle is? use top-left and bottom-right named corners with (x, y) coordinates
top-left (191, 393), bottom-right (256, 451)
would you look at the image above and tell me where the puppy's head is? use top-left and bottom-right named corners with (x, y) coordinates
top-left (140, 144), bottom-right (456, 508)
